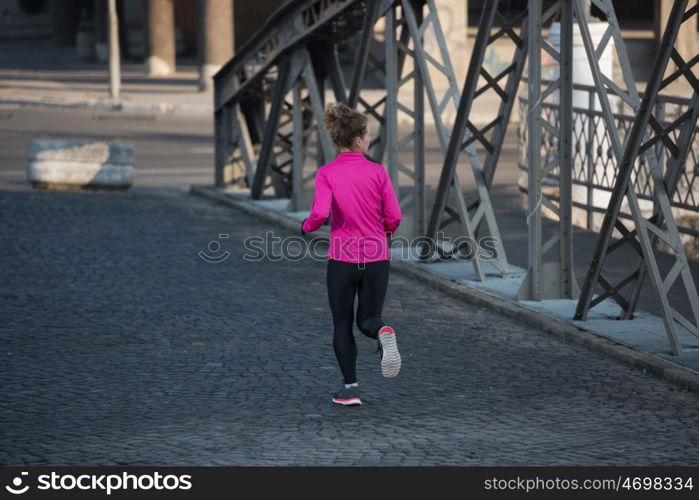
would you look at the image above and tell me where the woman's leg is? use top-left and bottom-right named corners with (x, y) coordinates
top-left (356, 259), bottom-right (391, 339)
top-left (326, 259), bottom-right (362, 384)
top-left (357, 259), bottom-right (401, 378)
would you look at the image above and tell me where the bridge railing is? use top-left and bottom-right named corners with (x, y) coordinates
top-left (517, 81), bottom-right (699, 240)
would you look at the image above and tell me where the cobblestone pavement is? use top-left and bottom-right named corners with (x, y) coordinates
top-left (1, 188), bottom-right (698, 466)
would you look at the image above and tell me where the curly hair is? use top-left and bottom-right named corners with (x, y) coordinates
top-left (323, 102), bottom-right (368, 151)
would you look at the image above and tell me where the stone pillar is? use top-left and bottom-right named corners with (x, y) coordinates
top-left (198, 0), bottom-right (234, 91)
top-left (146, 0), bottom-right (176, 76)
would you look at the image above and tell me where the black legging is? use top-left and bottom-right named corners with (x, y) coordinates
top-left (326, 258), bottom-right (391, 384)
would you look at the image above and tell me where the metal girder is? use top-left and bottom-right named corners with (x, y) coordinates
top-left (290, 80), bottom-right (304, 211)
top-left (322, 43), bottom-right (347, 103)
top-left (623, 90), bottom-right (699, 322)
top-left (245, 45), bottom-right (336, 203)
top-left (220, 0), bottom-right (463, 231)
top-left (212, 0), bottom-right (699, 358)
top-left (340, 0), bottom-right (425, 238)
top-left (214, 106), bottom-right (229, 188)
top-left (214, 1), bottom-right (394, 205)
top-left (347, 0), bottom-right (382, 108)
top-left (516, 0), bottom-right (578, 299)
top-left (411, 0), bottom-right (425, 240)
top-left (231, 106), bottom-right (256, 188)
top-left (290, 47), bottom-right (337, 210)
top-left (337, 0), bottom-right (474, 242)
top-left (302, 49), bottom-right (335, 164)
top-left (356, 0), bottom-right (412, 163)
top-left (366, 0), bottom-right (479, 243)
top-left (384, 0), bottom-right (426, 237)
top-left (420, 0), bottom-right (526, 281)
top-left (390, 0), bottom-right (473, 265)
top-left (572, 0), bottom-right (699, 354)
top-left (213, 0), bottom-right (365, 111)
top-left (251, 56), bottom-right (296, 199)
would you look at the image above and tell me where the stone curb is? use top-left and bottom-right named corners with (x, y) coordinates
top-left (190, 184), bottom-right (699, 393)
top-left (0, 97), bottom-right (213, 116)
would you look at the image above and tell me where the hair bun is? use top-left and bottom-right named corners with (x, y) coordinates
top-left (323, 103), bottom-right (368, 151)
top-left (324, 103), bottom-right (351, 122)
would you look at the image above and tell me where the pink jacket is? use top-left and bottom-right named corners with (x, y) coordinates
top-left (301, 151), bottom-right (402, 263)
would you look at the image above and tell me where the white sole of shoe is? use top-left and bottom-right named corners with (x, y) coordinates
top-left (378, 326), bottom-right (401, 378)
top-left (332, 397), bottom-right (362, 406)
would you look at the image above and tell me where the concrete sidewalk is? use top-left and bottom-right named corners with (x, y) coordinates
top-left (191, 184), bottom-right (699, 393)
top-left (0, 40), bottom-right (213, 115)
top-left (0, 40), bottom-right (509, 123)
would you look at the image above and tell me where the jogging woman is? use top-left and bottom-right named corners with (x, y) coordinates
top-left (301, 102), bottom-right (402, 407)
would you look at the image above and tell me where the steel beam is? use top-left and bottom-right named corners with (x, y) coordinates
top-left (516, 0), bottom-right (580, 300)
top-left (251, 59), bottom-right (292, 199)
top-left (214, 0), bottom-right (365, 111)
top-left (290, 80), bottom-right (304, 211)
top-left (421, 0), bottom-right (525, 280)
top-left (348, 0), bottom-right (382, 108)
top-left (573, 0), bottom-right (699, 354)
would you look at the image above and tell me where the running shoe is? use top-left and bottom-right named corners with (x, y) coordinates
top-left (331, 385), bottom-right (362, 406)
top-left (377, 325), bottom-right (401, 378)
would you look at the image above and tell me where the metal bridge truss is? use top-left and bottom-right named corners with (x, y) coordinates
top-left (213, 0), bottom-right (367, 203)
top-left (213, 0), bottom-right (699, 353)
top-left (214, 0), bottom-right (511, 281)
top-left (417, 0), bottom-right (525, 280)
top-left (513, 0), bottom-right (579, 300)
top-left (573, 0), bottom-right (699, 355)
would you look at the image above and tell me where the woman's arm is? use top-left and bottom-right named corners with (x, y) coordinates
top-left (382, 170), bottom-right (402, 236)
top-left (301, 169), bottom-right (332, 234)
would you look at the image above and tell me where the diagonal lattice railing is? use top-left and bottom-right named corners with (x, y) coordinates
top-left (572, 0), bottom-right (699, 354)
top-left (518, 88), bottom-right (699, 238)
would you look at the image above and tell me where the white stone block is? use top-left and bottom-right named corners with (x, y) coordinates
top-left (27, 139), bottom-right (134, 190)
